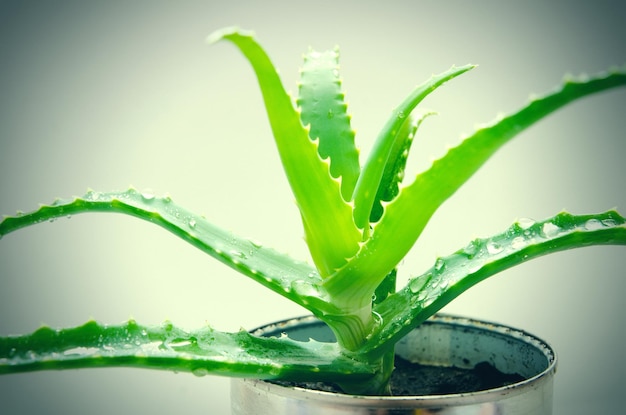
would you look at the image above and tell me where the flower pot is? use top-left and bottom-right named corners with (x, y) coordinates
top-left (231, 314), bottom-right (557, 415)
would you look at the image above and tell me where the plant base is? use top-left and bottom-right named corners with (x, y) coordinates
top-left (231, 314), bottom-right (557, 414)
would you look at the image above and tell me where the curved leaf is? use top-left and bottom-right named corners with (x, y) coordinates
top-left (363, 210), bottom-right (626, 357)
top-left (370, 112), bottom-right (435, 223)
top-left (0, 189), bottom-right (336, 314)
top-left (0, 320), bottom-right (374, 382)
top-left (351, 64), bottom-right (475, 230)
top-left (328, 67), bottom-right (626, 306)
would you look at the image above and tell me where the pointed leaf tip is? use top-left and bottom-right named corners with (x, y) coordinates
top-left (206, 26), bottom-right (255, 45)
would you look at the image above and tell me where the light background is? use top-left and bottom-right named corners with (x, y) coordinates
top-left (1, 1), bottom-right (625, 414)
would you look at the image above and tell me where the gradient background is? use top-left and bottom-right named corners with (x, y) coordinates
top-left (1, 1), bottom-right (625, 414)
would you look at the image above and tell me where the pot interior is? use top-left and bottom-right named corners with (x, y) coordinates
top-left (253, 314), bottom-right (554, 380)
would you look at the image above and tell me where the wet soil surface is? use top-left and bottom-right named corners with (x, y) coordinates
top-left (271, 356), bottom-right (525, 396)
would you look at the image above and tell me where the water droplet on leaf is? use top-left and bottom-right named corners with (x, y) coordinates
top-left (486, 240), bottom-right (503, 254)
top-left (541, 222), bottom-right (560, 238)
top-left (584, 218), bottom-right (603, 231)
top-left (192, 368), bottom-right (209, 377)
top-left (229, 250), bottom-right (246, 259)
top-left (511, 236), bottom-right (527, 250)
top-left (435, 279), bottom-right (449, 291)
top-left (141, 191), bottom-right (155, 201)
top-left (601, 219), bottom-right (617, 227)
top-left (409, 273), bottom-right (430, 294)
top-left (518, 218), bottom-right (535, 230)
top-left (249, 239), bottom-right (263, 249)
top-left (372, 311), bottom-right (383, 327)
top-left (463, 240), bottom-right (480, 258)
top-left (291, 280), bottom-right (321, 298)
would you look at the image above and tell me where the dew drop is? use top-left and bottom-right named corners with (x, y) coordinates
top-left (434, 258), bottom-right (445, 272)
top-left (229, 250), bottom-right (247, 259)
top-left (188, 219), bottom-right (197, 229)
top-left (486, 240), bottom-right (503, 254)
top-left (584, 218), bottom-right (603, 231)
top-left (409, 273), bottom-right (430, 294)
top-left (268, 364), bottom-right (284, 377)
top-left (291, 280), bottom-right (321, 298)
top-left (511, 236), bottom-right (527, 250)
top-left (249, 239), bottom-right (263, 249)
top-left (541, 222), bottom-right (561, 238)
top-left (409, 279), bottom-right (422, 294)
top-left (463, 240), bottom-right (480, 258)
top-left (63, 347), bottom-right (99, 356)
top-left (601, 219), bottom-right (617, 228)
top-left (168, 340), bottom-right (192, 348)
top-left (277, 276), bottom-right (292, 292)
top-left (372, 311), bottom-right (383, 328)
top-left (141, 191), bottom-right (155, 201)
top-left (192, 368), bottom-right (209, 377)
top-left (468, 261), bottom-right (482, 274)
top-left (518, 218), bottom-right (535, 230)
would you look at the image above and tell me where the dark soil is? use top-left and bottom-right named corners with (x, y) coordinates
top-left (271, 356), bottom-right (525, 396)
top-left (389, 356), bottom-right (524, 395)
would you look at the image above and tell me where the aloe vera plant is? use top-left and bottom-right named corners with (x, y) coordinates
top-left (1, 27), bottom-right (625, 396)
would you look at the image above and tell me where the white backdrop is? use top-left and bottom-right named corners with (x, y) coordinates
top-left (1, 1), bottom-right (625, 414)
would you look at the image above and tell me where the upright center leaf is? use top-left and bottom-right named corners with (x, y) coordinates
top-left (210, 28), bottom-right (361, 277)
top-left (297, 48), bottom-right (360, 201)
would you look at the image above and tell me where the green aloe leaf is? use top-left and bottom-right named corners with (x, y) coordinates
top-left (369, 112), bottom-right (435, 223)
top-left (209, 27), bottom-right (361, 277)
top-left (328, 68), bottom-right (626, 306)
top-left (297, 48), bottom-right (360, 201)
top-left (0, 188), bottom-right (336, 315)
top-left (352, 64), bottom-right (474, 231)
top-left (364, 210), bottom-right (626, 357)
top-left (0, 320), bottom-right (374, 382)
